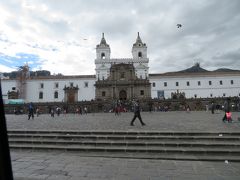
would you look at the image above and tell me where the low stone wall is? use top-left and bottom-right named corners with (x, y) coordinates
top-left (3, 97), bottom-right (240, 114)
top-left (148, 97), bottom-right (240, 112)
top-left (4, 101), bottom-right (100, 114)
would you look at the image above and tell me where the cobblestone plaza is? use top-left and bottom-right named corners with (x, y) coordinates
top-left (7, 111), bottom-right (240, 179)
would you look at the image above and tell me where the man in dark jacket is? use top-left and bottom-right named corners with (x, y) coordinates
top-left (28, 102), bottom-right (34, 120)
top-left (130, 100), bottom-right (146, 126)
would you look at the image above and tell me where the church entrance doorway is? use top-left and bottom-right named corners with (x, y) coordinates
top-left (64, 86), bottom-right (79, 103)
top-left (119, 90), bottom-right (127, 100)
top-left (67, 92), bottom-right (75, 103)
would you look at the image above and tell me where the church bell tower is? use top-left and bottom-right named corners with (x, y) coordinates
top-left (96, 33), bottom-right (111, 60)
top-left (132, 32), bottom-right (147, 59)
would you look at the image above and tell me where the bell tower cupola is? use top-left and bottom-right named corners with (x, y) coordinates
top-left (96, 33), bottom-right (111, 60)
top-left (132, 32), bottom-right (147, 59)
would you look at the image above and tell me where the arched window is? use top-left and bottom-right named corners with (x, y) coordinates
top-left (101, 53), bottom-right (105, 59)
top-left (39, 92), bottom-right (43, 99)
top-left (54, 91), bottom-right (58, 99)
top-left (138, 52), bottom-right (142, 58)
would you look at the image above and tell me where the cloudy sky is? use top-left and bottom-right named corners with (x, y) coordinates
top-left (0, 0), bottom-right (240, 75)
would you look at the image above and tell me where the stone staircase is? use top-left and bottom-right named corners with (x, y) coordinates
top-left (8, 130), bottom-right (240, 161)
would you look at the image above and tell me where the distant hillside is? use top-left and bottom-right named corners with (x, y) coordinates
top-left (213, 68), bottom-right (240, 72)
top-left (3, 70), bottom-right (51, 79)
top-left (177, 63), bottom-right (240, 73)
top-left (177, 63), bottom-right (208, 73)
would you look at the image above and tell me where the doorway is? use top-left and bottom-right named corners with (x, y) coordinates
top-left (67, 92), bottom-right (75, 103)
top-left (119, 90), bottom-right (127, 100)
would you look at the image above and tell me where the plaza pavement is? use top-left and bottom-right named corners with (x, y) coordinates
top-left (11, 151), bottom-right (240, 180)
top-left (6, 111), bottom-right (240, 180)
top-left (6, 111), bottom-right (240, 132)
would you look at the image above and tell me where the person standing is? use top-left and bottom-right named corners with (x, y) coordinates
top-left (211, 102), bottom-right (215, 114)
top-left (130, 100), bottom-right (146, 126)
top-left (79, 106), bottom-right (82, 115)
top-left (50, 107), bottom-right (55, 117)
top-left (28, 102), bottom-right (34, 120)
top-left (205, 104), bottom-right (209, 112)
top-left (115, 102), bottom-right (121, 116)
top-left (186, 105), bottom-right (191, 113)
top-left (56, 107), bottom-right (61, 116)
top-left (222, 98), bottom-right (231, 122)
top-left (148, 102), bottom-right (152, 113)
top-left (84, 106), bottom-right (88, 114)
top-left (36, 107), bottom-right (40, 117)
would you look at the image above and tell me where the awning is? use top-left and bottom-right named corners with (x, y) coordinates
top-left (8, 99), bottom-right (25, 104)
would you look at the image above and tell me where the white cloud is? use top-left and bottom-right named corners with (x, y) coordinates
top-left (0, 0), bottom-right (240, 75)
top-left (0, 64), bottom-right (16, 72)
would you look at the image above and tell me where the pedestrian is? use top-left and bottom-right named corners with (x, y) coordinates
top-left (84, 106), bottom-right (88, 114)
top-left (79, 107), bottom-right (82, 115)
top-left (215, 104), bottom-right (220, 113)
top-left (28, 102), bottom-right (34, 120)
top-left (75, 107), bottom-right (79, 114)
top-left (211, 102), bottom-right (215, 114)
top-left (130, 100), bottom-right (146, 126)
top-left (115, 105), bottom-right (119, 116)
top-left (36, 107), bottom-right (40, 117)
top-left (148, 102), bottom-right (152, 113)
top-left (222, 98), bottom-right (231, 122)
top-left (226, 112), bottom-right (232, 122)
top-left (50, 107), bottom-right (54, 117)
top-left (205, 104), bottom-right (209, 112)
top-left (56, 107), bottom-right (61, 116)
top-left (63, 108), bottom-right (67, 117)
top-left (115, 102), bottom-right (121, 116)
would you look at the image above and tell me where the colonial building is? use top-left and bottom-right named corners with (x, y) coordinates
top-left (95, 63), bottom-right (151, 100)
top-left (95, 33), bottom-right (151, 101)
top-left (1, 33), bottom-right (240, 103)
top-left (150, 68), bottom-right (240, 99)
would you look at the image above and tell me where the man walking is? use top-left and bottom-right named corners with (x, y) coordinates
top-left (130, 100), bottom-right (146, 126)
top-left (28, 102), bottom-right (34, 120)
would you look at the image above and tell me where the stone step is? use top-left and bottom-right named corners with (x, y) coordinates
top-left (8, 139), bottom-right (240, 148)
top-left (9, 143), bottom-right (240, 155)
top-left (8, 130), bottom-right (240, 136)
top-left (8, 133), bottom-right (240, 141)
top-left (8, 130), bottom-right (240, 161)
top-left (26, 151), bottom-right (238, 162)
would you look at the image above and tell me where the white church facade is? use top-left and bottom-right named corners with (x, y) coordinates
top-left (1, 33), bottom-right (240, 103)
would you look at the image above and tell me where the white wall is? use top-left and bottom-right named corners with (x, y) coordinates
top-left (1, 80), bottom-right (17, 100)
top-left (150, 75), bottom-right (240, 99)
top-left (24, 78), bottom-right (96, 103)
